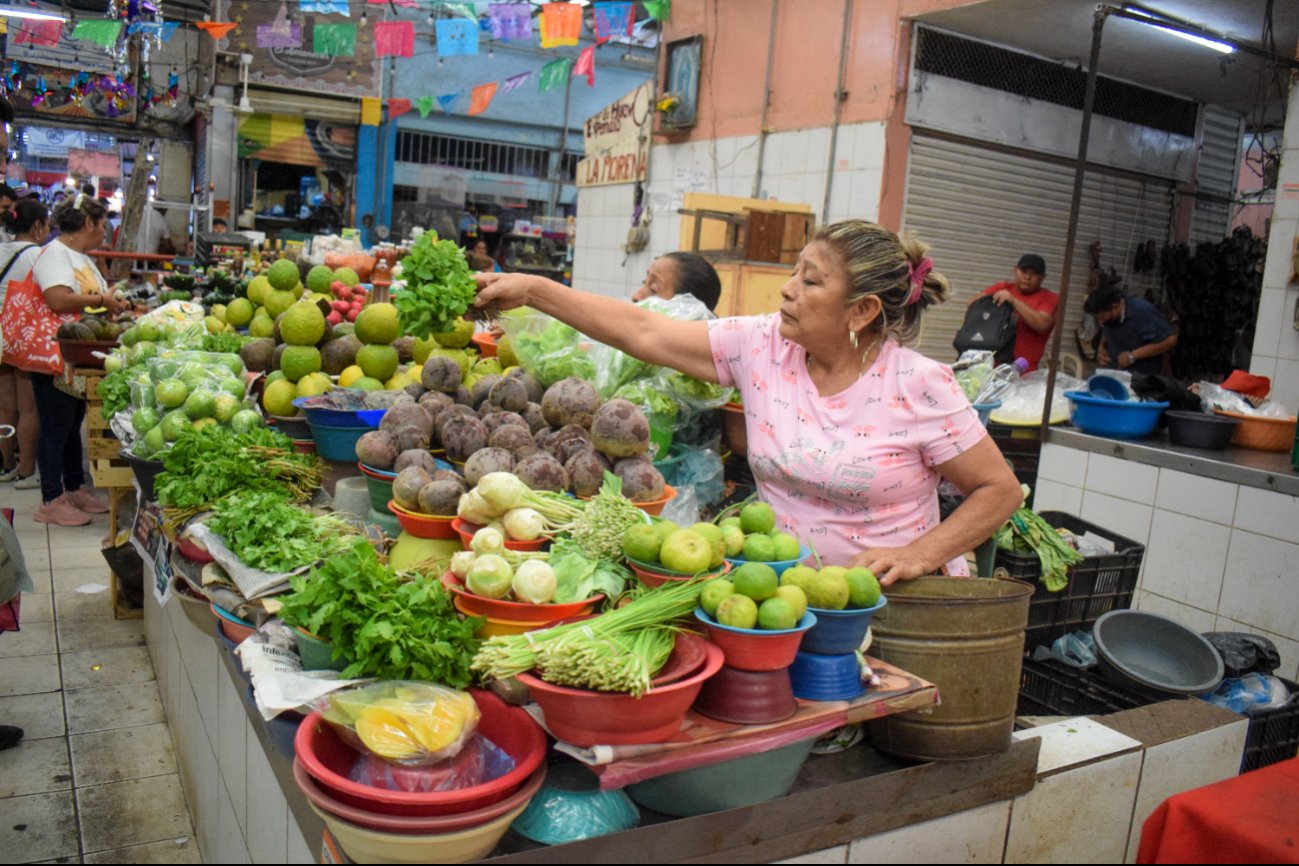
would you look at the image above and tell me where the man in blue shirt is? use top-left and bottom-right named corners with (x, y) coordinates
top-left (1083, 285), bottom-right (1178, 375)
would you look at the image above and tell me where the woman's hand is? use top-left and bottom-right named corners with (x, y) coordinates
top-left (472, 272), bottom-right (555, 313)
top-left (848, 547), bottom-right (932, 587)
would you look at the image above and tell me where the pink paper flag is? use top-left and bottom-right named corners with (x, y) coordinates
top-left (13, 19), bottom-right (63, 46)
top-left (374, 20), bottom-right (414, 58)
top-left (573, 44), bottom-right (596, 86)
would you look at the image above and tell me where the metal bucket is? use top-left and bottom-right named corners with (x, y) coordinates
top-left (870, 577), bottom-right (1034, 761)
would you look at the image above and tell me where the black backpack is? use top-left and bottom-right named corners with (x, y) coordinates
top-left (953, 296), bottom-right (1017, 365)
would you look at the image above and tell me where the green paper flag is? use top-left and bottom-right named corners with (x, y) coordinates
top-left (643, 0), bottom-right (671, 21)
top-left (538, 58), bottom-right (572, 93)
top-left (313, 22), bottom-right (356, 56)
top-left (415, 96), bottom-right (435, 118)
top-left (73, 19), bottom-right (124, 48)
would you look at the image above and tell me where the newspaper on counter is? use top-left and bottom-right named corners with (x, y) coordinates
top-left (235, 624), bottom-right (368, 720)
top-left (186, 522), bottom-right (311, 600)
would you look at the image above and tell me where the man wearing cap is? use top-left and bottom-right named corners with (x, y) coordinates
top-left (971, 254), bottom-right (1059, 372)
top-left (1083, 284), bottom-right (1177, 376)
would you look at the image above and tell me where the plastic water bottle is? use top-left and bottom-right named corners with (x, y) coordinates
top-left (974, 357), bottom-right (1029, 404)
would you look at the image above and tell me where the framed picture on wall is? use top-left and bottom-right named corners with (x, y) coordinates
top-left (661, 36), bottom-right (702, 130)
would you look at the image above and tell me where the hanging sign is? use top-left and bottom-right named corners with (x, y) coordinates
top-left (576, 82), bottom-right (652, 188)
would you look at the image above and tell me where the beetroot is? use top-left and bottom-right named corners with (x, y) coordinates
top-left (381, 403), bottom-right (434, 437)
top-left (488, 424), bottom-right (534, 453)
top-left (463, 448), bottom-right (514, 487)
top-left (392, 425), bottom-right (431, 452)
top-left (506, 369), bottom-right (544, 404)
top-left (355, 430), bottom-right (400, 470)
top-left (394, 449), bottom-right (440, 475)
top-left (488, 377), bottom-right (529, 413)
top-left (514, 452), bottom-right (569, 493)
top-left (522, 402), bottom-right (547, 434)
top-left (565, 449), bottom-right (612, 498)
top-left (470, 375), bottom-right (502, 410)
top-left (417, 480), bottom-right (463, 517)
top-left (421, 356), bottom-right (462, 393)
top-left (590, 398), bottom-right (650, 458)
top-left (481, 411), bottom-right (529, 435)
top-left (419, 390), bottom-right (455, 417)
top-left (441, 416), bottom-right (489, 463)
top-left (614, 457), bottom-right (665, 502)
top-left (540, 377), bottom-right (601, 428)
top-left (392, 466), bottom-right (433, 511)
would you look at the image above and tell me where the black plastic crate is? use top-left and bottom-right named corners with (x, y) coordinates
top-left (994, 511), bottom-right (1145, 654)
top-left (1241, 677), bottom-right (1299, 773)
top-left (1018, 657), bottom-right (1151, 717)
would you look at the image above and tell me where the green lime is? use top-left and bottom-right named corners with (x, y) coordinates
top-left (757, 597), bottom-right (797, 630)
top-left (716, 594), bottom-right (759, 630)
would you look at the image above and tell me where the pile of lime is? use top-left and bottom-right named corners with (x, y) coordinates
top-left (717, 502), bottom-right (802, 563)
top-left (621, 520), bottom-right (729, 574)
top-left (130, 352), bottom-right (263, 458)
top-left (700, 562), bottom-right (808, 631)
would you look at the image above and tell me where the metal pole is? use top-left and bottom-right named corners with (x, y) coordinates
top-left (550, 72), bottom-right (574, 215)
top-left (1040, 7), bottom-right (1108, 438)
top-left (750, 0), bottom-right (780, 200)
top-left (821, 0), bottom-right (854, 224)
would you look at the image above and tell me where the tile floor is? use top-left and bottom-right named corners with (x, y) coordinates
top-left (0, 483), bottom-right (200, 864)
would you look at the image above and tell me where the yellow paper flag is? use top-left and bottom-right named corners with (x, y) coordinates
top-left (360, 97), bottom-right (382, 126)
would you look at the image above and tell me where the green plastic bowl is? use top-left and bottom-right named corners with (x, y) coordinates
top-left (625, 737), bottom-right (817, 817)
top-left (296, 627), bottom-right (350, 673)
top-left (367, 506), bottom-right (401, 538)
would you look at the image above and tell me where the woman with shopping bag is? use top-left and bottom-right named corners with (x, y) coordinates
top-left (1, 195), bottom-right (128, 526)
top-left (0, 199), bottom-right (49, 490)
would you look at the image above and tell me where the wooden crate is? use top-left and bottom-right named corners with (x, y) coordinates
top-left (81, 366), bottom-right (124, 463)
top-left (91, 457), bottom-right (133, 489)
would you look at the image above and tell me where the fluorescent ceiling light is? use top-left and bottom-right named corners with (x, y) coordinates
top-left (1121, 5), bottom-right (1234, 54)
top-left (0, 6), bottom-right (67, 22)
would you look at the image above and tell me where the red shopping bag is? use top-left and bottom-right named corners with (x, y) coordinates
top-left (0, 262), bottom-right (72, 375)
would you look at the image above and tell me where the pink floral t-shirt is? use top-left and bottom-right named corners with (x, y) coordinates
top-left (708, 314), bottom-right (987, 575)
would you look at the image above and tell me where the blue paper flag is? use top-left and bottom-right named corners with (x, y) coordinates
top-left (435, 18), bottom-right (478, 57)
top-left (593, 2), bottom-right (634, 41)
top-left (300, 0), bottom-right (349, 16)
top-left (437, 92), bottom-right (463, 113)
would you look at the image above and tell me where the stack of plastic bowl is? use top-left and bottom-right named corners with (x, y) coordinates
top-left (691, 608), bottom-right (815, 724)
top-left (292, 691), bottom-right (548, 864)
top-left (723, 544), bottom-right (812, 578)
top-left (440, 572), bottom-right (603, 638)
top-left (789, 596), bottom-right (888, 701)
top-left (292, 398), bottom-right (383, 462)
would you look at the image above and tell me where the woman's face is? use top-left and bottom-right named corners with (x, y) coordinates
top-left (473, 240), bottom-right (488, 256)
top-left (779, 241), bottom-right (860, 348)
top-left (632, 257), bottom-right (678, 304)
top-left (79, 216), bottom-right (107, 249)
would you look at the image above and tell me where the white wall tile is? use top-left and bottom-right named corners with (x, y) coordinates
top-left (1134, 590), bottom-right (1219, 634)
top-left (1252, 288), bottom-right (1286, 360)
top-left (286, 822), bottom-right (316, 865)
top-left (846, 801), bottom-right (1010, 863)
top-left (1005, 751), bottom-right (1142, 864)
top-left (1080, 491), bottom-right (1154, 547)
top-left (1154, 469), bottom-right (1238, 525)
top-left (1139, 511), bottom-right (1230, 609)
top-left (1217, 530), bottom-right (1299, 642)
top-left (777, 845), bottom-right (848, 864)
top-left (1251, 354), bottom-right (1278, 381)
top-left (1279, 320), bottom-right (1299, 363)
top-left (1260, 218), bottom-right (1298, 290)
top-left (1033, 479), bottom-right (1084, 516)
top-left (1125, 721), bottom-right (1249, 863)
top-left (1014, 717), bottom-right (1142, 776)
top-left (805, 126), bottom-right (831, 160)
top-left (1214, 616), bottom-right (1299, 681)
top-left (245, 740), bottom-right (288, 864)
top-left (851, 171), bottom-right (884, 221)
top-left (213, 787), bottom-right (250, 865)
top-left (1085, 453), bottom-right (1159, 505)
top-left (1039, 442), bottom-right (1089, 488)
top-left (191, 728), bottom-right (220, 861)
top-left (1269, 358), bottom-right (1299, 413)
top-left (854, 122), bottom-right (888, 172)
top-left (1234, 486), bottom-right (1299, 541)
top-left (216, 670), bottom-right (247, 835)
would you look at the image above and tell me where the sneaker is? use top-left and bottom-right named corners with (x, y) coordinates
top-left (0, 467), bottom-right (18, 482)
top-left (14, 473), bottom-right (40, 490)
top-left (66, 488), bottom-right (109, 514)
top-left (34, 495), bottom-right (91, 527)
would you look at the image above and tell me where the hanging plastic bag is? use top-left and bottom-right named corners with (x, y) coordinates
top-left (656, 445), bottom-right (725, 509)
top-left (312, 681), bottom-right (481, 767)
top-left (497, 311), bottom-right (595, 386)
top-left (953, 350), bottom-right (995, 401)
top-left (349, 733), bottom-right (516, 793)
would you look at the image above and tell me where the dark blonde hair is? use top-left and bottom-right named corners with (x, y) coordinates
top-left (52, 193), bottom-right (107, 234)
top-left (815, 220), bottom-right (949, 345)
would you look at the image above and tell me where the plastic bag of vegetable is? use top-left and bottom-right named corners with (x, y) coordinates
top-left (497, 311), bottom-right (595, 386)
top-left (312, 681), bottom-right (481, 767)
top-left (588, 294), bottom-right (715, 398)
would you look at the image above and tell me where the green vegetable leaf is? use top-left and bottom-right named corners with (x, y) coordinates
top-left (394, 232), bottom-right (477, 338)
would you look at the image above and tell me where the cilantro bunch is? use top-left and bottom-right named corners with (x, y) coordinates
top-left (154, 425), bottom-right (322, 511)
top-left (278, 538), bottom-right (482, 686)
top-left (394, 232), bottom-right (478, 338)
top-left (206, 490), bottom-right (353, 574)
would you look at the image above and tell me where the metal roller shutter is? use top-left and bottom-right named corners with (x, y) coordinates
top-left (902, 134), bottom-right (1174, 363)
top-left (1190, 105), bottom-right (1244, 246)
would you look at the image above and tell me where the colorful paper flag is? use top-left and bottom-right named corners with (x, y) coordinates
top-left (435, 18), bottom-right (478, 57)
top-left (468, 82), bottom-right (498, 116)
top-left (499, 71), bottom-right (531, 95)
top-left (415, 96), bottom-right (436, 118)
top-left (313, 22), bottom-right (356, 56)
top-left (592, 2), bottom-right (634, 41)
top-left (375, 21), bottom-right (414, 57)
top-left (538, 57), bottom-right (572, 92)
top-left (488, 2), bottom-right (531, 41)
top-left (73, 20), bottom-right (124, 48)
top-left (388, 98), bottom-right (412, 118)
top-left (437, 92), bottom-right (463, 114)
top-left (539, 2), bottom-right (581, 48)
top-left (197, 21), bottom-right (239, 40)
top-left (573, 44), bottom-right (596, 86)
top-left (300, 0), bottom-right (349, 16)
top-left (13, 19), bottom-right (62, 46)
top-left (368, 0), bottom-right (415, 6)
top-left (128, 21), bottom-right (181, 41)
top-left (361, 97), bottom-right (382, 126)
top-left (643, 0), bottom-right (670, 21)
top-left (256, 3), bottom-right (302, 49)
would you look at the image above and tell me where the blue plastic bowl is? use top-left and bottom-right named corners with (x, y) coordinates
top-left (307, 421), bottom-right (371, 462)
top-left (789, 650), bottom-right (866, 701)
top-left (1087, 375), bottom-right (1131, 401)
top-left (800, 595), bottom-right (888, 655)
top-left (972, 399), bottom-right (1002, 428)
top-left (724, 544), bottom-right (812, 577)
top-left (291, 397), bottom-right (385, 429)
top-left (1065, 391), bottom-right (1168, 440)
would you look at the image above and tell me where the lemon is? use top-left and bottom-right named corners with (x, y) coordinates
top-left (249, 313), bottom-right (275, 339)
top-left (261, 379), bottom-right (299, 417)
top-left (384, 371), bottom-right (416, 391)
top-left (354, 302), bottom-right (400, 345)
top-left (246, 275), bottom-right (272, 307)
top-left (225, 297), bottom-right (254, 327)
top-left (338, 365), bottom-right (365, 388)
top-left (295, 372), bottom-right (332, 398)
top-left (352, 376), bottom-right (384, 391)
top-left (280, 299), bottom-right (326, 346)
top-left (265, 289), bottom-right (295, 319)
top-left (266, 258), bottom-right (300, 293)
top-left (432, 317), bottom-right (473, 349)
top-left (333, 266), bottom-right (360, 287)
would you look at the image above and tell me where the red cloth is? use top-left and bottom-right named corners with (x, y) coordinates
top-left (1137, 757), bottom-right (1299, 864)
top-left (981, 281), bottom-right (1059, 372)
top-left (1221, 370), bottom-right (1271, 399)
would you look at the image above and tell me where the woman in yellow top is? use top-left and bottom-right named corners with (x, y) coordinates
top-left (30, 196), bottom-right (128, 527)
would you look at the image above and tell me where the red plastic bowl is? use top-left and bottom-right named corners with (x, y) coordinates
top-left (628, 558), bottom-right (730, 589)
top-left (440, 572), bottom-right (601, 624)
top-left (294, 690), bottom-right (547, 817)
top-left (581, 484), bottom-right (677, 517)
top-left (514, 640), bottom-right (724, 747)
top-left (470, 332), bottom-right (497, 357)
top-left (292, 758), bottom-right (546, 836)
top-left (210, 602), bottom-right (255, 644)
top-left (694, 607), bottom-right (817, 672)
top-left (175, 536), bottom-right (215, 564)
top-left (652, 631), bottom-right (710, 687)
top-left (451, 518), bottom-right (548, 552)
top-left (387, 500), bottom-right (458, 540)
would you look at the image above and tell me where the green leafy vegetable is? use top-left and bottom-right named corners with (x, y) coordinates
top-left (394, 232), bottom-right (477, 338)
top-left (994, 503), bottom-right (1084, 592)
top-left (199, 332), bottom-right (251, 354)
top-left (511, 319), bottom-right (595, 385)
top-left (154, 425), bottom-right (321, 516)
top-left (206, 490), bottom-right (355, 573)
top-left (548, 538), bottom-right (630, 604)
top-left (613, 380), bottom-right (679, 418)
top-left (278, 538), bottom-right (482, 686)
top-left (98, 364), bottom-right (135, 418)
top-left (567, 472), bottom-right (647, 562)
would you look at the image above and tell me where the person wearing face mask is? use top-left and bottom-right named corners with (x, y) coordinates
top-left (474, 220), bottom-right (1021, 585)
top-left (631, 251), bottom-right (722, 314)
top-left (29, 195), bottom-right (128, 527)
top-left (969, 254), bottom-right (1059, 372)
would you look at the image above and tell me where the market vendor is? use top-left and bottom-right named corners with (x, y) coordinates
top-left (474, 220), bottom-right (1022, 585)
top-left (631, 251), bottom-right (723, 314)
top-left (1083, 284), bottom-right (1178, 375)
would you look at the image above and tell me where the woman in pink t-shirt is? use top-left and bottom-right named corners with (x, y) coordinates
top-left (474, 221), bottom-right (1021, 585)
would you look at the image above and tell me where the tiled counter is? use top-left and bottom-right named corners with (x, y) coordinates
top-left (1034, 428), bottom-right (1299, 680)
